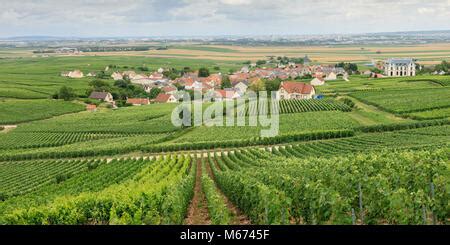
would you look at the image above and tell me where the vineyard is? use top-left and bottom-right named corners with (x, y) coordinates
top-left (350, 87), bottom-right (450, 115)
top-left (0, 53), bottom-right (449, 226)
top-left (279, 99), bottom-right (351, 114)
top-left (1, 143), bottom-right (448, 225)
top-left (0, 99), bottom-right (85, 124)
top-left (230, 98), bottom-right (351, 117)
top-left (0, 132), bottom-right (128, 150)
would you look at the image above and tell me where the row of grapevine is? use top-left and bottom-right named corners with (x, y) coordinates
top-left (210, 148), bottom-right (449, 224)
top-left (207, 153), bottom-right (291, 224)
top-left (0, 158), bottom-right (152, 217)
top-left (356, 119), bottom-right (449, 133)
top-left (349, 87), bottom-right (450, 114)
top-left (1, 155), bottom-right (196, 224)
top-left (0, 130), bottom-right (353, 162)
top-left (200, 158), bottom-right (232, 225)
top-left (279, 99), bottom-right (351, 114)
top-left (0, 159), bottom-right (100, 198)
top-left (0, 132), bottom-right (128, 150)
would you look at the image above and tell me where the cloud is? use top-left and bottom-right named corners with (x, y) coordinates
top-left (0, 0), bottom-right (449, 37)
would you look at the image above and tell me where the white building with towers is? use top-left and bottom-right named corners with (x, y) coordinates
top-left (384, 58), bottom-right (416, 77)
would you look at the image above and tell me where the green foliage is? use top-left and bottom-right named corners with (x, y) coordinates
top-left (279, 99), bottom-right (351, 114)
top-left (0, 99), bottom-right (84, 124)
top-left (339, 98), bottom-right (355, 108)
top-left (89, 79), bottom-right (111, 93)
top-left (201, 159), bottom-right (231, 225)
top-left (56, 86), bottom-right (77, 101)
top-left (211, 147), bottom-right (449, 224)
top-left (149, 87), bottom-right (162, 99)
top-left (350, 87), bottom-right (450, 114)
top-left (256, 60), bottom-right (266, 66)
top-left (198, 67), bottom-right (210, 77)
top-left (434, 60), bottom-right (449, 72)
top-left (221, 75), bottom-right (232, 89)
top-left (336, 62), bottom-right (358, 73)
top-left (1, 156), bottom-right (194, 225)
top-left (264, 78), bottom-right (281, 92)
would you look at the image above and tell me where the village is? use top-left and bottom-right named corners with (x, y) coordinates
top-left (59, 56), bottom-right (427, 110)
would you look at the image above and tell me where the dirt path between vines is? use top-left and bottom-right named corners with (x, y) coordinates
top-left (206, 156), bottom-right (251, 225)
top-left (184, 158), bottom-right (211, 225)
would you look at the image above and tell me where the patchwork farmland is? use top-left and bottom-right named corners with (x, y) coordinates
top-left (0, 45), bottom-right (449, 225)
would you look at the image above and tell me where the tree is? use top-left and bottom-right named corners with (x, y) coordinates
top-left (57, 86), bottom-right (77, 101)
top-left (435, 61), bottom-right (449, 72)
top-left (370, 68), bottom-right (383, 74)
top-left (149, 87), bottom-right (162, 99)
top-left (249, 78), bottom-right (265, 93)
top-left (96, 71), bottom-right (109, 79)
top-left (182, 67), bottom-right (192, 75)
top-left (138, 65), bottom-right (149, 71)
top-left (336, 62), bottom-right (358, 73)
top-left (89, 79), bottom-right (111, 92)
top-left (174, 83), bottom-right (185, 91)
top-left (114, 79), bottom-right (130, 89)
top-left (198, 67), bottom-right (210, 77)
top-left (264, 78), bottom-right (281, 92)
top-left (256, 60), bottom-right (266, 66)
top-left (221, 75), bottom-right (232, 89)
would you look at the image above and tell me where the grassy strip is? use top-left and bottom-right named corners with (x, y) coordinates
top-left (201, 158), bottom-right (231, 225)
top-left (356, 119), bottom-right (450, 133)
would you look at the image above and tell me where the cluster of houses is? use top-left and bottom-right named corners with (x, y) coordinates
top-left (79, 62), bottom-right (350, 109)
top-left (74, 57), bottom-right (425, 111)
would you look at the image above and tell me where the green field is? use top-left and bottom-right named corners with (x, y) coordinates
top-left (316, 76), bottom-right (449, 94)
top-left (0, 53), bottom-right (449, 225)
top-left (0, 99), bottom-right (85, 124)
top-left (350, 87), bottom-right (450, 114)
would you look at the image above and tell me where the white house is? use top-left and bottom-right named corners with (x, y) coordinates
top-left (89, 92), bottom-right (114, 103)
top-left (233, 81), bottom-right (249, 93)
top-left (325, 72), bottom-right (337, 81)
top-left (310, 77), bottom-right (325, 86)
top-left (185, 80), bottom-right (203, 90)
top-left (384, 58), bottom-right (416, 77)
top-left (207, 89), bottom-right (241, 101)
top-left (62, 70), bottom-right (84, 78)
top-left (111, 72), bottom-right (123, 80)
top-left (276, 81), bottom-right (315, 100)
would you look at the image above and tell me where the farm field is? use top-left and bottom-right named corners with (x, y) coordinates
top-left (0, 126), bottom-right (448, 224)
top-left (350, 87), bottom-right (450, 114)
top-left (316, 75), bottom-right (449, 94)
top-left (174, 111), bottom-right (359, 143)
top-left (0, 49), bottom-right (449, 226)
top-left (0, 99), bottom-right (85, 124)
top-left (4, 43), bottom-right (450, 65)
top-left (0, 56), bottom-right (241, 100)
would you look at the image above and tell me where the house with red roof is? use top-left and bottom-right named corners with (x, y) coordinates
top-left (162, 86), bottom-right (177, 95)
top-left (86, 104), bottom-right (97, 112)
top-left (201, 74), bottom-right (222, 87)
top-left (153, 93), bottom-right (177, 103)
top-left (214, 89), bottom-right (240, 101)
top-left (126, 98), bottom-right (150, 106)
top-left (276, 81), bottom-right (315, 100)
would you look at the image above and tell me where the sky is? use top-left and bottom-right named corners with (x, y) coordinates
top-left (1, 0), bottom-right (450, 37)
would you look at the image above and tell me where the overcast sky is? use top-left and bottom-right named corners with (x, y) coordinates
top-left (1, 0), bottom-right (450, 37)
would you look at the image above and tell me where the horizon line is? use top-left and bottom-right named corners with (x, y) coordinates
top-left (2, 29), bottom-right (450, 40)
